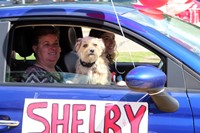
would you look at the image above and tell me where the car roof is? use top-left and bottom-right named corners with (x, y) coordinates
top-left (0, 3), bottom-right (135, 19)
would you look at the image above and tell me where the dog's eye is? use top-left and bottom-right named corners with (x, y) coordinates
top-left (93, 43), bottom-right (97, 47)
top-left (83, 44), bottom-right (88, 48)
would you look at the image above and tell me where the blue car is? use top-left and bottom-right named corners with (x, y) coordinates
top-left (0, 1), bottom-right (200, 133)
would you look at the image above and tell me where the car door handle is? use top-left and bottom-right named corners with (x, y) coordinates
top-left (0, 120), bottom-right (19, 127)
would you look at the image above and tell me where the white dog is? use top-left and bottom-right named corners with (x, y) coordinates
top-left (75, 36), bottom-right (111, 85)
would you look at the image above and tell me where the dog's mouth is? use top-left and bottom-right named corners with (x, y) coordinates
top-left (88, 53), bottom-right (95, 56)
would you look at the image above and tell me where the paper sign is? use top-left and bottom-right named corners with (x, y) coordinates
top-left (22, 98), bottom-right (148, 133)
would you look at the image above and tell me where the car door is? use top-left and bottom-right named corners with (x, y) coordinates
top-left (0, 22), bottom-right (194, 133)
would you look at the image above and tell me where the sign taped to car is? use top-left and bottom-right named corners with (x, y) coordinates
top-left (22, 98), bottom-right (148, 133)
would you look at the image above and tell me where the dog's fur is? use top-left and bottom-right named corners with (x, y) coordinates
top-left (75, 36), bottom-right (111, 85)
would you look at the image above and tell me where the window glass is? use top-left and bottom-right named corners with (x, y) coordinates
top-left (82, 27), bottom-right (161, 63)
top-left (6, 71), bottom-right (90, 84)
top-left (115, 34), bottom-right (160, 63)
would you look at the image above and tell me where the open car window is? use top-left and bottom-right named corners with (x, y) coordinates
top-left (6, 25), bottom-right (163, 86)
top-left (113, 34), bottom-right (160, 63)
top-left (81, 27), bottom-right (161, 63)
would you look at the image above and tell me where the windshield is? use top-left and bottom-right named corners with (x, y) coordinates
top-left (123, 10), bottom-right (200, 58)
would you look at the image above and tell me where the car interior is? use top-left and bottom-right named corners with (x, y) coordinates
top-left (7, 24), bottom-right (163, 85)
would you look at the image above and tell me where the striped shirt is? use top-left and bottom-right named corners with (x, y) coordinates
top-left (23, 65), bottom-right (63, 83)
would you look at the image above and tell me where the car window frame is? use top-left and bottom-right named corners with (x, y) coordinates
top-left (0, 21), bottom-right (11, 83)
top-left (6, 17), bottom-right (167, 85)
top-left (4, 16), bottom-right (198, 90)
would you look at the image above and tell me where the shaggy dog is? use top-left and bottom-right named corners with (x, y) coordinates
top-left (75, 36), bottom-right (111, 85)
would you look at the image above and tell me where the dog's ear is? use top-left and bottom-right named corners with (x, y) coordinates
top-left (74, 38), bottom-right (82, 52)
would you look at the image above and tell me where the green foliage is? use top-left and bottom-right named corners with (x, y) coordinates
top-left (16, 53), bottom-right (35, 60)
top-left (117, 52), bottom-right (160, 63)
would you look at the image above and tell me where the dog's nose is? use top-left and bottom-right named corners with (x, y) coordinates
top-left (90, 49), bottom-right (94, 53)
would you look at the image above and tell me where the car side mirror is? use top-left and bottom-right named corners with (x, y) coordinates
top-left (125, 65), bottom-right (179, 112)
